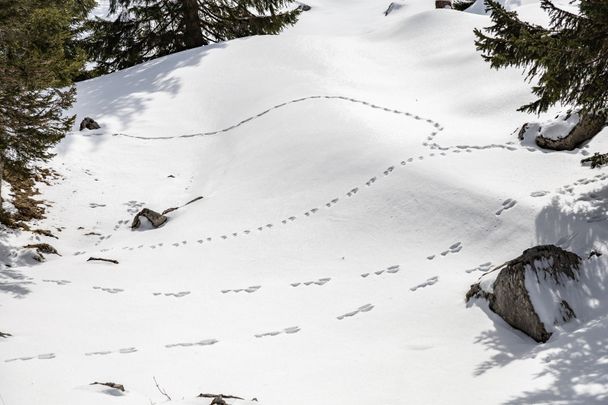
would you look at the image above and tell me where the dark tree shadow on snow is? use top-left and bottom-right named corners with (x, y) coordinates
top-left (59, 42), bottom-right (228, 152)
top-left (471, 181), bottom-right (608, 403)
top-left (0, 231), bottom-right (34, 298)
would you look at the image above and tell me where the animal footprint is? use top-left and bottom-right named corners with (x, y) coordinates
top-left (166, 339), bottom-right (218, 348)
top-left (410, 276), bottom-right (439, 292)
top-left (284, 326), bottom-right (301, 334)
top-left (291, 278), bottom-right (330, 287)
top-left (255, 331), bottom-right (282, 338)
top-left (337, 304), bottom-right (374, 320)
top-left (223, 285), bottom-right (262, 294)
top-left (93, 286), bottom-right (124, 294)
top-left (465, 262), bottom-right (493, 273)
top-left (160, 291), bottom-right (191, 298)
top-left (42, 279), bottom-right (71, 286)
top-left (85, 351), bottom-right (112, 356)
top-left (496, 199), bottom-right (517, 216)
top-left (347, 187), bottom-right (359, 197)
top-left (118, 347), bottom-right (137, 354)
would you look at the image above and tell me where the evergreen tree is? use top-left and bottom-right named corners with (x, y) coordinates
top-left (0, 0), bottom-right (94, 217)
top-left (474, 0), bottom-right (608, 150)
top-left (85, 0), bottom-right (301, 75)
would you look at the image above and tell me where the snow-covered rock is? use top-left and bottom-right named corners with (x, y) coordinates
top-left (467, 245), bottom-right (582, 342)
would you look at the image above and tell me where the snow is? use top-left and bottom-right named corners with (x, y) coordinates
top-left (2, 1), bottom-right (608, 404)
top-left (519, 110), bottom-right (582, 147)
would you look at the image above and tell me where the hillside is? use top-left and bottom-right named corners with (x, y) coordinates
top-left (1, 1), bottom-right (607, 404)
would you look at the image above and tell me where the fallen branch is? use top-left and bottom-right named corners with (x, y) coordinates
top-left (197, 393), bottom-right (244, 400)
top-left (87, 257), bottom-right (119, 264)
top-left (153, 376), bottom-right (171, 401)
top-left (581, 152), bottom-right (608, 169)
top-left (90, 382), bottom-right (125, 392)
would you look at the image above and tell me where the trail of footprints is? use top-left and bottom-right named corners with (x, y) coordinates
top-left (18, 259), bottom-right (446, 362)
top-left (73, 95), bottom-right (545, 255)
top-left (27, 96), bottom-right (560, 362)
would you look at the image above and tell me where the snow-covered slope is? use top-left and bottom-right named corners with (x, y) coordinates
top-left (2, 1), bottom-right (608, 404)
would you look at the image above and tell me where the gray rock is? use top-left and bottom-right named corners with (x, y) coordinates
top-left (467, 245), bottom-right (581, 343)
top-left (298, 3), bottom-right (311, 11)
top-left (79, 117), bottom-right (101, 131)
top-left (131, 208), bottom-right (168, 229)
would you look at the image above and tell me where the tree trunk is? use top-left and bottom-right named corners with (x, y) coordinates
top-left (535, 112), bottom-right (606, 151)
top-left (0, 154), bottom-right (4, 215)
top-left (181, 0), bottom-right (205, 49)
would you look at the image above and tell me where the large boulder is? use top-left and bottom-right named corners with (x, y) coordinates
top-left (79, 117), bottom-right (101, 131)
top-left (466, 245), bottom-right (582, 343)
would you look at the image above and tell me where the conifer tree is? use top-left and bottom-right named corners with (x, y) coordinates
top-left (0, 0), bottom-right (93, 216)
top-left (474, 0), bottom-right (608, 150)
top-left (85, 0), bottom-right (301, 75)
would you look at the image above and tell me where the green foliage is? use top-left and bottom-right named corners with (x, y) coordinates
top-left (453, 0), bottom-right (476, 12)
top-left (0, 0), bottom-right (93, 213)
top-left (84, 0), bottom-right (301, 75)
top-left (474, 0), bottom-right (608, 116)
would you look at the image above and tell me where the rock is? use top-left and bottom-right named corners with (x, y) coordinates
top-left (435, 0), bottom-right (452, 8)
top-left (466, 245), bottom-right (582, 343)
top-left (211, 396), bottom-right (227, 405)
top-left (131, 208), bottom-right (168, 229)
top-left (23, 243), bottom-right (59, 256)
top-left (79, 117), bottom-right (101, 131)
top-left (298, 3), bottom-right (311, 11)
top-left (516, 122), bottom-right (530, 140)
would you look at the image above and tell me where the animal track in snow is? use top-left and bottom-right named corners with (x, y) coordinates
top-left (337, 303), bottom-right (374, 320)
top-left (153, 291), bottom-right (191, 298)
top-left (465, 262), bottom-right (493, 274)
top-left (93, 286), bottom-right (124, 294)
top-left (346, 187), bottom-right (359, 197)
top-left (85, 351), bottom-right (112, 356)
top-left (166, 339), bottom-right (218, 348)
top-left (42, 279), bottom-right (71, 286)
top-left (221, 285), bottom-right (261, 294)
top-left (530, 191), bottom-right (550, 197)
top-left (5, 353), bottom-right (56, 362)
top-left (496, 198), bottom-right (517, 216)
top-left (255, 326), bottom-right (300, 338)
top-left (290, 278), bottom-right (330, 287)
top-left (432, 242), bottom-right (463, 258)
top-left (361, 265), bottom-right (400, 278)
top-left (383, 166), bottom-right (395, 176)
top-left (119, 347), bottom-right (137, 354)
top-left (410, 276), bottom-right (439, 292)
